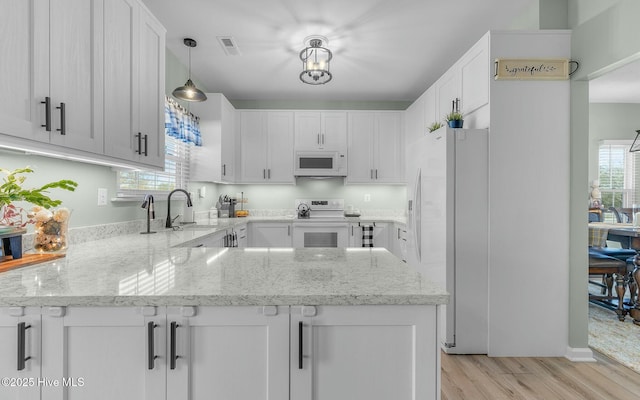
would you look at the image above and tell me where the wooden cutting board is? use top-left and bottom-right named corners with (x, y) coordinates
top-left (0, 253), bottom-right (66, 273)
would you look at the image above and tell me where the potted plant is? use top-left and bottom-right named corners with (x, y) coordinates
top-left (428, 121), bottom-right (443, 133)
top-left (1, 167), bottom-right (78, 253)
top-left (444, 111), bottom-right (464, 128)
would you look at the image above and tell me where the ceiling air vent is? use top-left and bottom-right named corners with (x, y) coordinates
top-left (217, 36), bottom-right (241, 56)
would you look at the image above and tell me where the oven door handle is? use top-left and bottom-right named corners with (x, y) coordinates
top-left (292, 222), bottom-right (348, 228)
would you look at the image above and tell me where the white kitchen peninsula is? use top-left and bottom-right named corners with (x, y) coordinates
top-left (0, 226), bottom-right (447, 400)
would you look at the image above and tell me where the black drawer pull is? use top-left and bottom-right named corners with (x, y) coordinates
top-left (17, 322), bottom-right (31, 371)
top-left (298, 321), bottom-right (303, 369)
top-left (41, 97), bottom-right (51, 131)
top-left (170, 322), bottom-right (180, 370)
top-left (147, 322), bottom-right (158, 370)
top-left (56, 102), bottom-right (66, 135)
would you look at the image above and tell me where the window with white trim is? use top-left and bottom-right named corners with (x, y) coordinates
top-left (116, 97), bottom-right (200, 196)
top-left (117, 136), bottom-right (191, 195)
top-left (598, 140), bottom-right (639, 209)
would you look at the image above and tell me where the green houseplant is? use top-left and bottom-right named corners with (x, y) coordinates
top-left (1, 167), bottom-right (77, 253)
top-left (444, 111), bottom-right (464, 128)
top-left (0, 167), bottom-right (77, 210)
top-left (428, 121), bottom-right (443, 133)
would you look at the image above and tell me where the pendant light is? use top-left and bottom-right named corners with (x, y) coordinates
top-left (300, 36), bottom-right (333, 85)
top-left (172, 38), bottom-right (207, 102)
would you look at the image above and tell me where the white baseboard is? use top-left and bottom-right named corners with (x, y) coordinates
top-left (565, 346), bottom-right (596, 362)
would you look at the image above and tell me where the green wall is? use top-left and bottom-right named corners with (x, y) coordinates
top-left (569, 0), bottom-right (640, 352)
top-left (588, 103), bottom-right (640, 182)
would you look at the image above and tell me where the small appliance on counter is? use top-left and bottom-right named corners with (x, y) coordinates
top-left (216, 195), bottom-right (237, 218)
top-left (235, 192), bottom-right (249, 217)
top-left (297, 202), bottom-right (310, 219)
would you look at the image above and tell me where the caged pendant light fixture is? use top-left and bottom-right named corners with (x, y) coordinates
top-left (299, 36), bottom-right (332, 85)
top-left (172, 38), bottom-right (207, 102)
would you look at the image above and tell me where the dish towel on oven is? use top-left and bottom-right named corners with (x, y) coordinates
top-left (361, 224), bottom-right (374, 247)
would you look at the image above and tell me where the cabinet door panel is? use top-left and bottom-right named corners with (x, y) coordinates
top-left (0, 0), bottom-right (48, 142)
top-left (460, 39), bottom-right (489, 115)
top-left (266, 112), bottom-right (294, 183)
top-left (0, 308), bottom-right (40, 400)
top-left (167, 307), bottom-right (289, 400)
top-left (374, 113), bottom-right (403, 182)
top-left (321, 112), bottom-right (347, 150)
top-left (347, 113), bottom-right (374, 183)
top-left (436, 68), bottom-right (460, 121)
top-left (240, 111), bottom-right (268, 182)
top-left (294, 112), bottom-right (321, 150)
top-left (49, 0), bottom-right (104, 153)
top-left (292, 305), bottom-right (439, 400)
top-left (250, 223), bottom-right (292, 247)
top-left (42, 307), bottom-right (165, 400)
top-left (103, 0), bottom-right (137, 161)
top-left (138, 7), bottom-right (165, 167)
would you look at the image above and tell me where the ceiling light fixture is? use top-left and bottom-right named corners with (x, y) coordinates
top-left (172, 38), bottom-right (207, 102)
top-left (300, 36), bottom-right (332, 85)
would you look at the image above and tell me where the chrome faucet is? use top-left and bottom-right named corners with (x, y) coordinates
top-left (166, 189), bottom-right (193, 228)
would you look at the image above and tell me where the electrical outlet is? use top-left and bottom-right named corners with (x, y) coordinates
top-left (364, 194), bottom-right (371, 202)
top-left (97, 188), bottom-right (108, 206)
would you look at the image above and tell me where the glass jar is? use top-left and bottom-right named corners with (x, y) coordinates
top-left (32, 207), bottom-right (71, 253)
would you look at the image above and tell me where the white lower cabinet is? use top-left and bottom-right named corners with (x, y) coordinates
top-left (348, 222), bottom-right (390, 249)
top-left (41, 306), bottom-right (164, 400)
top-left (1, 304), bottom-right (439, 400)
top-left (392, 223), bottom-right (408, 262)
top-left (166, 306), bottom-right (289, 400)
top-left (291, 305), bottom-right (440, 400)
top-left (0, 307), bottom-right (41, 400)
top-left (250, 222), bottom-right (292, 247)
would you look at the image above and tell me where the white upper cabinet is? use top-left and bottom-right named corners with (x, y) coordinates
top-left (347, 111), bottom-right (404, 184)
top-left (0, 0), bottom-right (165, 169)
top-left (103, 0), bottom-right (165, 169)
top-left (190, 93), bottom-right (237, 183)
top-left (294, 111), bottom-right (347, 151)
top-left (135, 4), bottom-right (166, 168)
top-left (0, 0), bottom-right (103, 153)
top-left (435, 67), bottom-right (461, 122)
top-left (239, 111), bottom-right (294, 184)
top-left (459, 37), bottom-right (489, 115)
top-left (428, 34), bottom-right (489, 127)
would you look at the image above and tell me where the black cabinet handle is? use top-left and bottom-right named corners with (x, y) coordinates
top-left (222, 164), bottom-right (226, 176)
top-left (147, 322), bottom-right (158, 370)
top-left (143, 134), bottom-right (148, 156)
top-left (298, 321), bottom-right (303, 370)
top-left (56, 102), bottom-right (66, 135)
top-left (136, 133), bottom-right (142, 155)
top-left (17, 322), bottom-right (31, 371)
top-left (41, 97), bottom-right (51, 131)
top-left (170, 322), bottom-right (179, 370)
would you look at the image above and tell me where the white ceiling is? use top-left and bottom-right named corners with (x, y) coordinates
top-left (143, 0), bottom-right (536, 103)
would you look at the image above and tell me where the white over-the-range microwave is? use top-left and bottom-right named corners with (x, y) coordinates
top-left (293, 150), bottom-right (347, 176)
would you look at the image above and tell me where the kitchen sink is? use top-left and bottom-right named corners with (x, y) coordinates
top-left (176, 224), bottom-right (219, 230)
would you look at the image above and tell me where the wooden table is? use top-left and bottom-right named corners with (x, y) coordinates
top-left (588, 223), bottom-right (640, 325)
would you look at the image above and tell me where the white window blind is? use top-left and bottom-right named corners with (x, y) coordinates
top-left (117, 136), bottom-right (191, 195)
top-left (598, 140), bottom-right (640, 208)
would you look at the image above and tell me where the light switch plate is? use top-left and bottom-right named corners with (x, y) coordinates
top-left (97, 188), bottom-right (108, 206)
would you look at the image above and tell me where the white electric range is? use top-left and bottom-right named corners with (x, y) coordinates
top-left (292, 199), bottom-right (349, 247)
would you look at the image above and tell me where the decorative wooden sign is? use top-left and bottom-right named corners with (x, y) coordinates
top-left (494, 58), bottom-right (571, 80)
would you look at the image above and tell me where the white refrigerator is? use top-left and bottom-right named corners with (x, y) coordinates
top-left (406, 127), bottom-right (488, 354)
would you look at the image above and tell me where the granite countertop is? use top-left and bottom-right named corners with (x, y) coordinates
top-left (0, 218), bottom-right (444, 307)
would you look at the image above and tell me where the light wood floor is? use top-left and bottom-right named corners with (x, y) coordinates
top-left (441, 350), bottom-right (640, 400)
